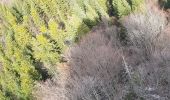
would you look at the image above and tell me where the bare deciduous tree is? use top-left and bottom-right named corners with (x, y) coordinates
top-left (122, 3), bottom-right (167, 51)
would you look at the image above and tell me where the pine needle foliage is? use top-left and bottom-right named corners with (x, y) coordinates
top-left (112, 0), bottom-right (144, 17)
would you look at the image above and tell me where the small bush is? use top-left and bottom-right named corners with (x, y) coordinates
top-left (122, 4), bottom-right (167, 56)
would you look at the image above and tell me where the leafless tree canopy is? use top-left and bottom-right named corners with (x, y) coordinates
top-left (35, 4), bottom-right (170, 100)
top-left (67, 26), bottom-right (124, 100)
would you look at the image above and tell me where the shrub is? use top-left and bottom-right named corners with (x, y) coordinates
top-left (67, 26), bottom-right (122, 100)
top-left (121, 3), bottom-right (170, 99)
top-left (122, 4), bottom-right (167, 55)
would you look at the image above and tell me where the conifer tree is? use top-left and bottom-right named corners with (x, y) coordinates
top-left (131, 0), bottom-right (144, 11)
top-left (112, 0), bottom-right (131, 17)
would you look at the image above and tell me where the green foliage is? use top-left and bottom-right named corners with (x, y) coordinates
top-left (31, 34), bottom-right (60, 65)
top-left (0, 30), bottom-right (40, 99)
top-left (131, 0), bottom-right (144, 11)
top-left (112, 0), bottom-right (131, 17)
top-left (112, 0), bottom-right (143, 17)
top-left (164, 0), bottom-right (170, 8)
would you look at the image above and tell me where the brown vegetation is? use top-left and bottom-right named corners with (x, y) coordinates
top-left (34, 2), bottom-right (170, 100)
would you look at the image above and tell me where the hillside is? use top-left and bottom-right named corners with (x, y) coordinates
top-left (0, 0), bottom-right (170, 100)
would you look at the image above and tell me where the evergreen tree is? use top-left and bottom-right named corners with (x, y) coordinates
top-left (112, 0), bottom-right (131, 17)
top-left (131, 0), bottom-right (144, 11)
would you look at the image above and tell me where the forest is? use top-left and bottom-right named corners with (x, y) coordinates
top-left (0, 0), bottom-right (170, 100)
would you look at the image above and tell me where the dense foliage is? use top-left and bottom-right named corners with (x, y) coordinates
top-left (0, 0), bottom-right (143, 99)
